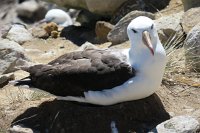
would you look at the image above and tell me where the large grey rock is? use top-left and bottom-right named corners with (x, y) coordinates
top-left (155, 11), bottom-right (184, 43)
top-left (0, 0), bottom-right (20, 26)
top-left (107, 11), bottom-right (155, 44)
top-left (0, 39), bottom-right (30, 74)
top-left (6, 24), bottom-right (33, 45)
top-left (0, 39), bottom-right (24, 53)
top-left (31, 26), bottom-right (49, 39)
top-left (111, 0), bottom-right (170, 24)
top-left (184, 22), bottom-right (200, 72)
top-left (181, 0), bottom-right (200, 11)
top-left (154, 116), bottom-right (200, 133)
top-left (181, 7), bottom-right (200, 34)
top-left (16, 0), bottom-right (47, 22)
top-left (46, 0), bottom-right (127, 15)
top-left (95, 21), bottom-right (114, 43)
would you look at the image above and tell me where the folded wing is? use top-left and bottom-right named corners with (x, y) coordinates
top-left (22, 49), bottom-right (136, 96)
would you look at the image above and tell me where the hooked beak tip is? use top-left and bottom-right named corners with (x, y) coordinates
top-left (142, 31), bottom-right (154, 56)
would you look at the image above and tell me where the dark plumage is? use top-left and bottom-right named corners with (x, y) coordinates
top-left (16, 48), bottom-right (135, 97)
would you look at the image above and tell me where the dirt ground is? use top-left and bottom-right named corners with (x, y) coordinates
top-left (0, 37), bottom-right (200, 132)
top-left (0, 0), bottom-right (200, 132)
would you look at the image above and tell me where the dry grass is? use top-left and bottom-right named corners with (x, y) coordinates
top-left (163, 30), bottom-right (200, 88)
top-left (164, 31), bottom-right (186, 74)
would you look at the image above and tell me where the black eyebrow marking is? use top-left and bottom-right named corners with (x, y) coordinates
top-left (151, 24), bottom-right (154, 29)
top-left (132, 29), bottom-right (138, 33)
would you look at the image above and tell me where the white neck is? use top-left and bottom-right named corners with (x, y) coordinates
top-left (128, 36), bottom-right (166, 74)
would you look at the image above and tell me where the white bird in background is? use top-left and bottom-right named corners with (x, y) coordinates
top-left (39, 9), bottom-right (73, 27)
top-left (14, 16), bottom-right (167, 105)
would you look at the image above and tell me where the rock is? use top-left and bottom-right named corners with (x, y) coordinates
top-left (11, 94), bottom-right (170, 133)
top-left (107, 11), bottom-right (155, 44)
top-left (78, 42), bottom-right (98, 51)
top-left (181, 7), bottom-right (200, 34)
top-left (111, 0), bottom-right (170, 24)
top-left (6, 24), bottom-right (33, 45)
top-left (0, 24), bottom-right (12, 38)
top-left (0, 0), bottom-right (21, 26)
top-left (191, 109), bottom-right (200, 123)
top-left (31, 27), bottom-right (49, 39)
top-left (0, 39), bottom-right (24, 53)
top-left (181, 0), bottom-right (200, 11)
top-left (0, 39), bottom-right (30, 74)
top-left (95, 21), bottom-right (114, 43)
top-left (184, 22), bottom-right (200, 72)
top-left (16, 0), bottom-right (47, 22)
top-left (155, 11), bottom-right (184, 43)
top-left (0, 73), bottom-right (15, 88)
top-left (45, 0), bottom-right (127, 16)
top-left (45, 0), bottom-right (170, 16)
top-left (154, 116), bottom-right (200, 133)
top-left (9, 125), bottom-right (34, 133)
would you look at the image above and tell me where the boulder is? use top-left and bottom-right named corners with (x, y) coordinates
top-left (0, 39), bottom-right (30, 74)
top-left (154, 116), bottom-right (200, 133)
top-left (11, 94), bottom-right (169, 133)
top-left (107, 11), bottom-right (155, 44)
top-left (45, 0), bottom-right (170, 16)
top-left (16, 0), bottom-right (47, 22)
top-left (111, 0), bottom-right (170, 24)
top-left (6, 24), bottom-right (33, 44)
top-left (181, 0), bottom-right (200, 11)
top-left (95, 21), bottom-right (114, 43)
top-left (155, 11), bottom-right (184, 44)
top-left (45, 0), bottom-right (127, 15)
top-left (31, 27), bottom-right (49, 39)
top-left (6, 24), bottom-right (33, 45)
top-left (0, 0), bottom-right (20, 26)
top-left (184, 22), bottom-right (200, 72)
top-left (0, 39), bottom-right (24, 53)
top-left (181, 7), bottom-right (200, 34)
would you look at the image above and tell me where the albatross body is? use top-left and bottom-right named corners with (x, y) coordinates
top-left (15, 16), bottom-right (166, 105)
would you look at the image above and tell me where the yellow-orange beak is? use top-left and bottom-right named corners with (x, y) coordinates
top-left (142, 31), bottom-right (154, 55)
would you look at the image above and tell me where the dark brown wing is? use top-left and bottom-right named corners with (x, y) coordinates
top-left (23, 49), bottom-right (135, 96)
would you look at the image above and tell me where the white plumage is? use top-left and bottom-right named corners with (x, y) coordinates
top-left (57, 16), bottom-right (167, 105)
top-left (41, 9), bottom-right (73, 27)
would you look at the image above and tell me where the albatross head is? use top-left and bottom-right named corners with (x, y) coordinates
top-left (127, 16), bottom-right (159, 56)
top-left (39, 9), bottom-right (73, 27)
top-left (127, 16), bottom-right (166, 75)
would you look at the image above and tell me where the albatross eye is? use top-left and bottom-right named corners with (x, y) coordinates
top-left (132, 29), bottom-right (138, 33)
top-left (151, 24), bottom-right (154, 29)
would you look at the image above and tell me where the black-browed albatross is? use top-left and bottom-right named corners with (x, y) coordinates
top-left (39, 9), bottom-right (73, 27)
top-left (14, 16), bottom-right (167, 105)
